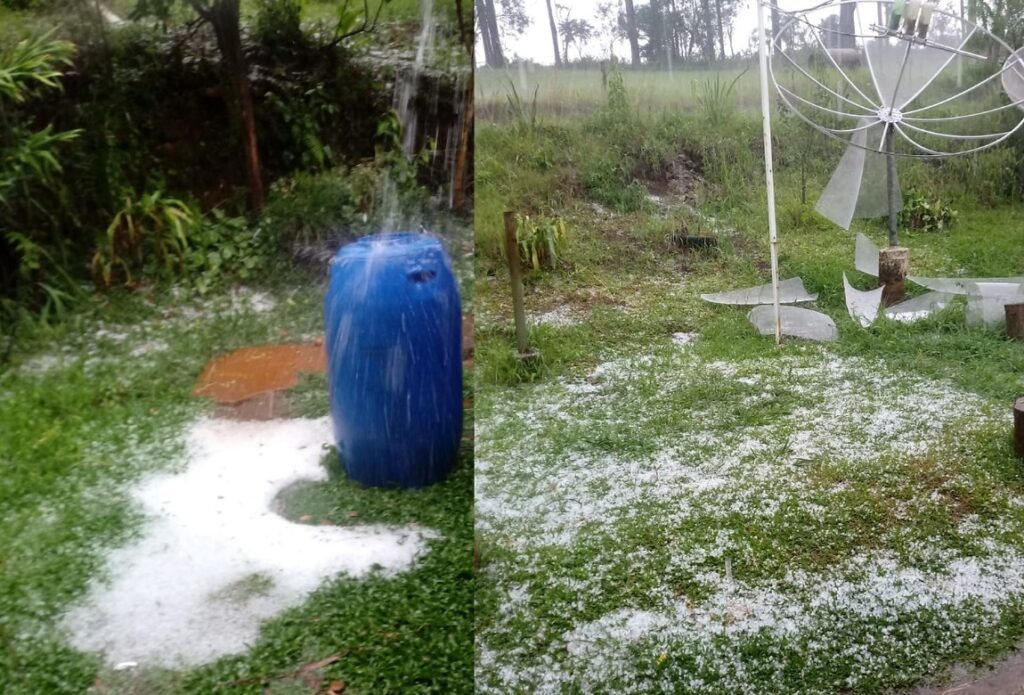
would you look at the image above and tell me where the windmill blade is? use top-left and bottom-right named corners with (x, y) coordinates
top-left (1002, 47), bottom-right (1024, 111)
top-left (816, 121), bottom-right (899, 230)
top-left (863, 16), bottom-right (966, 111)
top-left (855, 233), bottom-right (880, 277)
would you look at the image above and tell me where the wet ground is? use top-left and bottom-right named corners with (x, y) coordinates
top-left (907, 650), bottom-right (1024, 694)
top-left (193, 342), bottom-right (327, 420)
top-left (194, 315), bottom-right (474, 421)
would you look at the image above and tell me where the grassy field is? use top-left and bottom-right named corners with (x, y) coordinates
top-left (0, 266), bottom-right (473, 694)
top-left (474, 69), bottom-right (1024, 692)
top-left (476, 65), bottom-right (763, 122)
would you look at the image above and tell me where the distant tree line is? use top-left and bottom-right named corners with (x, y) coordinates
top-left (475, 0), bottom-right (1024, 67)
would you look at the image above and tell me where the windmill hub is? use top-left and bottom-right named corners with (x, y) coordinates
top-left (876, 106), bottom-right (903, 124)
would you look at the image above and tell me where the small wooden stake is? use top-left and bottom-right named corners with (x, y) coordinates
top-left (1006, 303), bottom-right (1024, 341)
top-left (504, 211), bottom-right (529, 355)
top-left (1015, 397), bottom-right (1024, 460)
top-left (878, 246), bottom-right (909, 306)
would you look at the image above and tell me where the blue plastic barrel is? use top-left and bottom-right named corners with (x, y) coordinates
top-left (324, 232), bottom-right (463, 488)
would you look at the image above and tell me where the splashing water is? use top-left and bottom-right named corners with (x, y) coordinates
top-left (381, 0), bottom-right (436, 232)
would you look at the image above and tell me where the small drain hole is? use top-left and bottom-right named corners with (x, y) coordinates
top-left (408, 270), bottom-right (437, 283)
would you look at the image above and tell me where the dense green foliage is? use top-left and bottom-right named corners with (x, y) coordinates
top-left (0, 4), bottom-right (465, 338)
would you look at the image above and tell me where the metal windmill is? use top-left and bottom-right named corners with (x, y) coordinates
top-left (752, 0), bottom-right (1024, 341)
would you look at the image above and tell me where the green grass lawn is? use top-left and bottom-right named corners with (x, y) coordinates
top-left (0, 275), bottom-right (473, 694)
top-left (473, 84), bottom-right (1024, 692)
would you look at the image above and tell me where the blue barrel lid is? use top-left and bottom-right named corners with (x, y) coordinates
top-left (332, 232), bottom-right (442, 264)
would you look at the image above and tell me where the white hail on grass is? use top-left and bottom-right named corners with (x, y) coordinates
top-left (476, 348), bottom-right (1014, 693)
top-left (531, 305), bottom-right (579, 327)
top-left (63, 417), bottom-right (436, 668)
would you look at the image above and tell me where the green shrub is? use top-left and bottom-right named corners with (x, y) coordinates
top-left (258, 165), bottom-right (390, 247)
top-left (91, 191), bottom-right (195, 287)
top-left (898, 190), bottom-right (958, 232)
top-left (515, 214), bottom-right (567, 271)
top-left (186, 210), bottom-right (272, 294)
top-left (253, 0), bottom-right (305, 53)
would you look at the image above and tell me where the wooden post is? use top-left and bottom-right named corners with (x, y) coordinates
top-left (504, 211), bottom-right (529, 355)
top-left (1015, 397), bottom-right (1024, 459)
top-left (878, 246), bottom-right (909, 306)
top-left (1006, 303), bottom-right (1024, 341)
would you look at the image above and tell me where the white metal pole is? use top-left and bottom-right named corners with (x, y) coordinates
top-left (757, 0), bottom-right (783, 345)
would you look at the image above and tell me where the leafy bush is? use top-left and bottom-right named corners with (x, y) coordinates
top-left (91, 191), bottom-right (195, 287)
top-left (898, 190), bottom-right (958, 232)
top-left (1, 32), bottom-right (81, 319)
top-left (253, 0), bottom-right (305, 53)
top-left (259, 168), bottom-right (370, 247)
top-left (515, 214), bottom-right (567, 271)
top-left (263, 83), bottom-right (338, 172)
top-left (186, 211), bottom-right (272, 294)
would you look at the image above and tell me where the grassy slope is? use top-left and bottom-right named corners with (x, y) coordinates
top-left (0, 276), bottom-right (473, 694)
top-left (474, 71), bottom-right (1024, 693)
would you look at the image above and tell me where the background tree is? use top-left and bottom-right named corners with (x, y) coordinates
top-left (596, 0), bottom-right (626, 58)
top-left (476, 0), bottom-right (529, 66)
top-left (623, 0), bottom-right (641, 65)
top-left (132, 0), bottom-right (267, 210)
top-left (545, 0), bottom-right (562, 66)
top-left (476, 0), bottom-right (505, 66)
top-left (188, 0), bottom-right (266, 210)
top-left (557, 14), bottom-right (594, 63)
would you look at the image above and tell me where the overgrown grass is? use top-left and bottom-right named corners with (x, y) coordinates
top-left (476, 65), bottom-right (762, 121)
top-left (0, 273), bottom-right (473, 694)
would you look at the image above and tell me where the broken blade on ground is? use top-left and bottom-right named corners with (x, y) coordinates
top-left (843, 273), bottom-right (882, 328)
top-left (747, 305), bottom-right (838, 342)
top-left (701, 277), bottom-right (817, 305)
top-left (908, 276), bottom-right (1024, 295)
top-left (884, 291), bottom-right (957, 323)
top-left (855, 233), bottom-right (880, 277)
top-left (965, 282), bottom-right (1024, 329)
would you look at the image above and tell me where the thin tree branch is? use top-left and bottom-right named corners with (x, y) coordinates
top-left (329, 0), bottom-right (386, 47)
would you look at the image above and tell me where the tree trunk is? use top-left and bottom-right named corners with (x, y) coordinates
top-left (700, 0), bottom-right (715, 60)
top-left (623, 0), bottom-right (641, 66)
top-left (1006, 303), bottom-right (1024, 341)
top-left (1014, 396), bottom-right (1024, 459)
top-left (839, 1), bottom-right (856, 50)
top-left (715, 0), bottom-right (725, 60)
top-left (475, 0), bottom-right (496, 67)
top-left (206, 0), bottom-right (265, 211)
top-left (452, 70), bottom-right (473, 211)
top-left (475, 0), bottom-right (504, 67)
top-left (452, 4), bottom-right (473, 212)
top-left (484, 0), bottom-right (505, 67)
top-left (545, 0), bottom-right (562, 66)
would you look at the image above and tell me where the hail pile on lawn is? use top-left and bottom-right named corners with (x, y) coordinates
top-left (64, 417), bottom-right (435, 667)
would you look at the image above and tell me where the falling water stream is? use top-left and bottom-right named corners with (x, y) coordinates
top-left (381, 0), bottom-right (436, 232)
